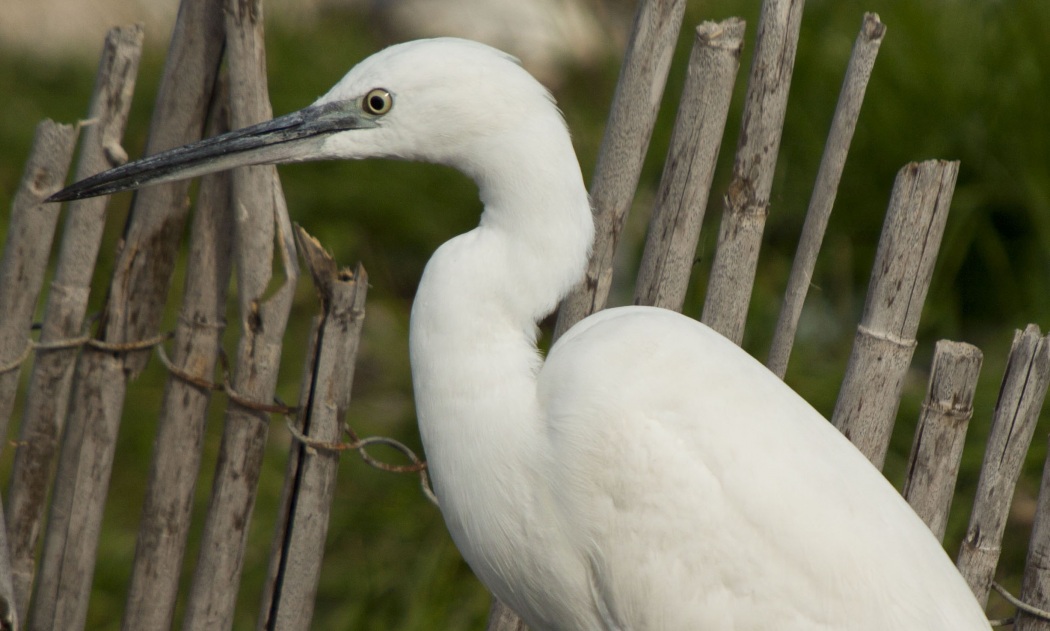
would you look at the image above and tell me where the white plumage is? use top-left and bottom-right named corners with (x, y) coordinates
top-left (53, 37), bottom-right (992, 630)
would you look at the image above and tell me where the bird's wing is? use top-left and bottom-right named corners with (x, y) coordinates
top-left (537, 306), bottom-right (989, 630)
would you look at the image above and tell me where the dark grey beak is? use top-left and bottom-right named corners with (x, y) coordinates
top-left (48, 100), bottom-right (375, 202)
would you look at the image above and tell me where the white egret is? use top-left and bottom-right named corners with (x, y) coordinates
top-left (52, 38), bottom-right (992, 630)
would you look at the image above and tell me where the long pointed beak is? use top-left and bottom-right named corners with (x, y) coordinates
top-left (48, 100), bottom-right (375, 202)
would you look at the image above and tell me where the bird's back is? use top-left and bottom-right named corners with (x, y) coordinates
top-left (533, 306), bottom-right (990, 630)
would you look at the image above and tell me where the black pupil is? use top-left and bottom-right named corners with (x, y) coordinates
top-left (370, 94), bottom-right (386, 112)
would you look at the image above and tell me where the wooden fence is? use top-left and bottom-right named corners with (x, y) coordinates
top-left (0, 0), bottom-right (1048, 629)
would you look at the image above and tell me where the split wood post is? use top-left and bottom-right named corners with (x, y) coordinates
top-left (0, 121), bottom-right (75, 435)
top-left (552, 0), bottom-right (686, 338)
top-left (182, 0), bottom-right (300, 627)
top-left (29, 0), bottom-right (226, 627)
top-left (957, 326), bottom-right (1050, 607)
top-left (700, 0), bottom-right (805, 345)
top-left (0, 119), bottom-right (76, 631)
top-left (258, 230), bottom-right (368, 631)
top-left (5, 25), bottom-right (142, 621)
top-left (633, 18), bottom-right (745, 311)
top-left (902, 340), bottom-right (982, 541)
top-left (767, 12), bottom-right (885, 377)
top-left (122, 79), bottom-right (234, 631)
top-left (1016, 433), bottom-right (1050, 631)
top-left (830, 160), bottom-right (959, 468)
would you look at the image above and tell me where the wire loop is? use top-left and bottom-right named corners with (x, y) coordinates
top-left (286, 418), bottom-right (437, 506)
top-left (990, 581), bottom-right (1050, 626)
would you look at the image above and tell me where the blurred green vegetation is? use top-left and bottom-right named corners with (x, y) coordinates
top-left (1, 0), bottom-right (1048, 628)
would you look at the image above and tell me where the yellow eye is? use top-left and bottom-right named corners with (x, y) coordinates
top-left (363, 88), bottom-right (393, 115)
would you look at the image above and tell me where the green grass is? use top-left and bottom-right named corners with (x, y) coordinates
top-left (2, 0), bottom-right (1049, 628)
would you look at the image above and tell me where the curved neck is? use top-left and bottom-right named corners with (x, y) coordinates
top-left (410, 112), bottom-right (593, 374)
top-left (408, 110), bottom-right (592, 503)
top-left (464, 114), bottom-right (594, 318)
top-left (412, 109), bottom-right (592, 348)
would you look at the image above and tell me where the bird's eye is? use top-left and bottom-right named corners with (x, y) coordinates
top-left (363, 88), bottom-right (393, 115)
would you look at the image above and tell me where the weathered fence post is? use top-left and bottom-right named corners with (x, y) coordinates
top-left (831, 160), bottom-right (959, 468)
top-left (902, 340), bottom-right (983, 541)
top-left (0, 121), bottom-right (75, 436)
top-left (957, 326), bottom-right (1050, 607)
top-left (122, 78), bottom-right (234, 631)
top-left (181, 0), bottom-right (300, 627)
top-left (0, 118), bottom-right (75, 431)
top-left (258, 230), bottom-right (368, 631)
top-left (767, 12), bottom-right (885, 378)
top-left (0, 118), bottom-right (76, 631)
top-left (1016, 432), bottom-right (1050, 630)
top-left (701, 0), bottom-right (805, 344)
top-left (633, 18), bottom-right (745, 311)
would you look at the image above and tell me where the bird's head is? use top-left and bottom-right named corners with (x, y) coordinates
top-left (49, 37), bottom-right (563, 202)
